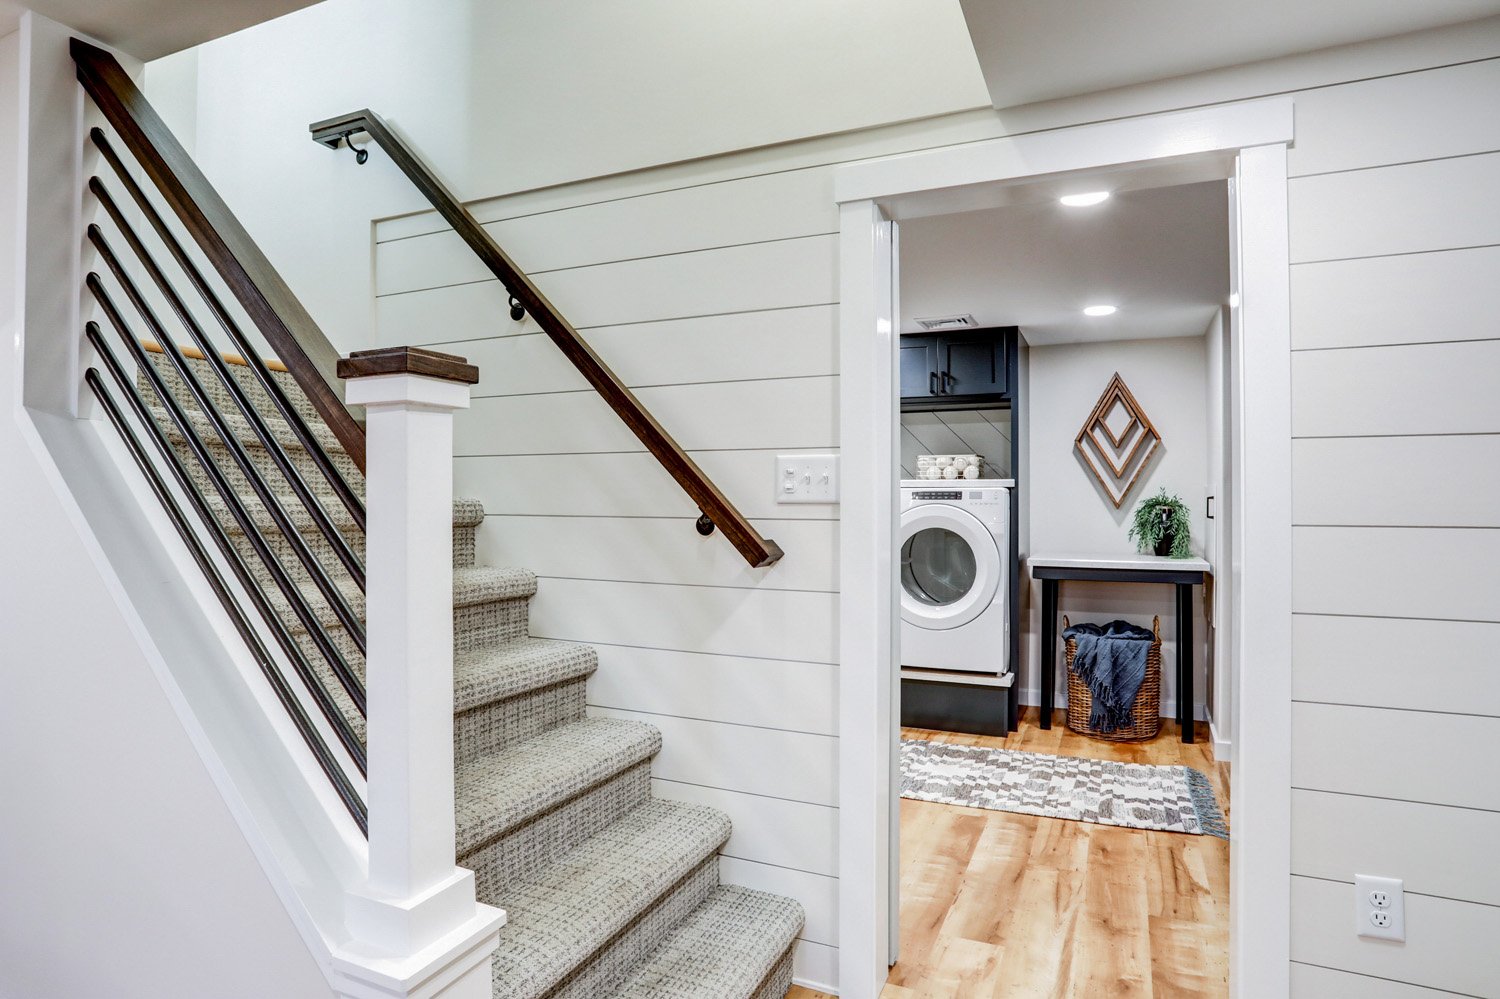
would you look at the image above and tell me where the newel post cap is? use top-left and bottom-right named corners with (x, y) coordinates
top-left (338, 346), bottom-right (478, 409)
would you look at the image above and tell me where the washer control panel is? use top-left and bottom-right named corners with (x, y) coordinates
top-left (913, 490), bottom-right (963, 500)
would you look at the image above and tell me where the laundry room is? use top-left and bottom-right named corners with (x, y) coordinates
top-left (888, 171), bottom-right (1239, 988)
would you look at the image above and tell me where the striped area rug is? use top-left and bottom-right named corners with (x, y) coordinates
top-left (900, 737), bottom-right (1228, 838)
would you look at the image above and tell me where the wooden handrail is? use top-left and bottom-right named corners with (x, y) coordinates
top-left (71, 39), bottom-right (367, 472)
top-left (310, 109), bottom-right (783, 568)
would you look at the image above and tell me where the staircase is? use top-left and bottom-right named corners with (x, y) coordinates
top-left (141, 349), bottom-right (804, 999)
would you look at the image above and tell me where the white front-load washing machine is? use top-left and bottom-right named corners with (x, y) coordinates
top-left (899, 480), bottom-right (1012, 676)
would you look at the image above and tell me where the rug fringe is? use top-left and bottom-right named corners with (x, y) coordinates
top-left (1184, 767), bottom-right (1230, 839)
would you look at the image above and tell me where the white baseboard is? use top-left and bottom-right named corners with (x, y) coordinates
top-left (793, 975), bottom-right (838, 996)
top-left (1209, 718), bottom-right (1234, 767)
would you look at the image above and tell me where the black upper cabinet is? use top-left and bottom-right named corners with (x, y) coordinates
top-left (900, 326), bottom-right (1016, 410)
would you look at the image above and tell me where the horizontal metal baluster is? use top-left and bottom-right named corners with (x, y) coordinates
top-left (87, 229), bottom-right (368, 650)
top-left (87, 277), bottom-right (368, 714)
top-left (85, 366), bottom-right (367, 831)
top-left (86, 325), bottom-right (366, 769)
top-left (90, 128), bottom-right (367, 531)
top-left (90, 177), bottom-right (367, 588)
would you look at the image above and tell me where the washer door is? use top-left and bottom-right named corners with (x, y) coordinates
top-left (899, 504), bottom-right (1000, 630)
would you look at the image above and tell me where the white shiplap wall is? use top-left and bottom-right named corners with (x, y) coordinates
top-left (1284, 55), bottom-right (1500, 999)
top-left (370, 43), bottom-right (1500, 997)
top-left (374, 164), bottom-right (845, 989)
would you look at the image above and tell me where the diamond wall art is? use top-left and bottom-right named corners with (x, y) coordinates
top-left (1074, 373), bottom-right (1162, 509)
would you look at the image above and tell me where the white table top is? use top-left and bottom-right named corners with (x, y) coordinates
top-left (1027, 552), bottom-right (1212, 574)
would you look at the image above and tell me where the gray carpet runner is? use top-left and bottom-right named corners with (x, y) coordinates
top-left (140, 351), bottom-right (802, 998)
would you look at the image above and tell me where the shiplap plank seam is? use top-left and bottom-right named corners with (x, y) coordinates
top-left (1290, 787), bottom-right (1498, 815)
top-left (1293, 873), bottom-right (1500, 909)
top-left (377, 230), bottom-right (841, 299)
top-left (1291, 962), bottom-right (1479, 998)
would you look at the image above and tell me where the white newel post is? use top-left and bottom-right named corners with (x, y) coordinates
top-left (334, 348), bottom-right (504, 999)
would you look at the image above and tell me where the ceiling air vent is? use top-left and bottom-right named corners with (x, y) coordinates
top-left (914, 314), bottom-right (977, 331)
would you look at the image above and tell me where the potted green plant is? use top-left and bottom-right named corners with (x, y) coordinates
top-left (1128, 487), bottom-right (1193, 558)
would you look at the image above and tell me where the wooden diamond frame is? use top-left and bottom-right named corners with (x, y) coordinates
top-left (1074, 372), bottom-right (1162, 509)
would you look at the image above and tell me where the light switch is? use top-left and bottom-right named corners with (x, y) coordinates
top-left (775, 454), bottom-right (838, 504)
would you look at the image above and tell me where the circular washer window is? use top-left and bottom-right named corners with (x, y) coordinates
top-left (902, 527), bottom-right (978, 606)
top-left (898, 504), bottom-right (999, 630)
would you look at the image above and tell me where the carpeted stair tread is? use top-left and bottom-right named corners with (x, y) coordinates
top-left (268, 564), bottom-right (536, 635)
top-left (454, 638), bottom-right (597, 714)
top-left (607, 886), bottom-right (805, 999)
top-left (149, 402), bottom-right (346, 460)
top-left (452, 498), bottom-right (485, 528)
top-left (456, 717), bottom-right (660, 857)
top-left (489, 798), bottom-right (732, 999)
top-left (456, 565), bottom-right (537, 607)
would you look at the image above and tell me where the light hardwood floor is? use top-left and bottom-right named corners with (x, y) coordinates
top-left (787, 708), bottom-right (1230, 999)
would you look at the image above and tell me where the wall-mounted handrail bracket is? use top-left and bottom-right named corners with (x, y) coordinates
top-left (311, 108), bottom-right (783, 568)
top-left (696, 514), bottom-right (715, 537)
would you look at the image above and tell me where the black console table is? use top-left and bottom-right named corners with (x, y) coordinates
top-left (1028, 553), bottom-right (1212, 744)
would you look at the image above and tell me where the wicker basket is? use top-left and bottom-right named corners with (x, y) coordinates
top-left (1063, 614), bottom-right (1162, 741)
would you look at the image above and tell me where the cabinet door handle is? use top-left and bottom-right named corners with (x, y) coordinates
top-left (929, 371), bottom-right (939, 395)
top-left (941, 370), bottom-right (953, 394)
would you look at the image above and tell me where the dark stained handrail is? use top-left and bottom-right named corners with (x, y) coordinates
top-left (309, 109), bottom-right (784, 569)
top-left (71, 38), bottom-right (368, 472)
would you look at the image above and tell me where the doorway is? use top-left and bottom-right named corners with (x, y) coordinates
top-left (834, 100), bottom-right (1294, 999)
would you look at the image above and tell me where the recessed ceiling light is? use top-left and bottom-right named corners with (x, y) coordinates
top-left (1060, 191), bottom-right (1110, 207)
top-left (1083, 305), bottom-right (1117, 317)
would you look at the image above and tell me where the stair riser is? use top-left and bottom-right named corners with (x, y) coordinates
top-left (752, 948), bottom-right (795, 999)
top-left (284, 594), bottom-right (530, 664)
top-left (455, 676), bottom-right (588, 765)
top-left (456, 597), bottom-right (531, 649)
top-left (462, 762), bottom-right (652, 898)
top-left (548, 856), bottom-right (722, 999)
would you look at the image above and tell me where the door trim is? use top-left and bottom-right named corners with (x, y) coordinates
top-left (835, 97), bottom-right (1294, 999)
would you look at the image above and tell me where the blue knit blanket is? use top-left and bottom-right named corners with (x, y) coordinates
top-left (1063, 619), bottom-right (1155, 733)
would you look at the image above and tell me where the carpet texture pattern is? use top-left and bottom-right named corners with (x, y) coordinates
top-left (900, 736), bottom-right (1229, 838)
top-left (139, 351), bottom-right (803, 998)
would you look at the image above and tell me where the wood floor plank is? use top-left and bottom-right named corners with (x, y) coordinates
top-left (788, 711), bottom-right (1227, 998)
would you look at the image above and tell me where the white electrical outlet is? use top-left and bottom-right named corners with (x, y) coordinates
top-left (775, 454), bottom-right (839, 504)
top-left (1355, 874), bottom-right (1405, 942)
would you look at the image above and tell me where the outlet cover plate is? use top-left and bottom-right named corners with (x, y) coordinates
top-left (1355, 874), bottom-right (1405, 942)
top-left (775, 454), bottom-right (839, 504)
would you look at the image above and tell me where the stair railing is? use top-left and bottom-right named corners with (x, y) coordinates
top-left (74, 39), bottom-right (371, 832)
top-left (70, 37), bottom-right (502, 992)
top-left (309, 109), bottom-right (785, 568)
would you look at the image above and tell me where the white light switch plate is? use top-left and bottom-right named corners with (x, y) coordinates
top-left (1355, 874), bottom-right (1405, 942)
top-left (775, 454), bottom-right (839, 504)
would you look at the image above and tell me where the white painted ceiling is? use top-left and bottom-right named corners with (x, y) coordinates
top-left (0, 0), bottom-right (322, 60)
top-left (899, 180), bottom-right (1228, 347)
top-left (960, 0), bottom-right (1500, 108)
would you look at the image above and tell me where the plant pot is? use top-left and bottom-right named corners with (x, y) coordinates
top-left (1152, 507), bottom-right (1173, 556)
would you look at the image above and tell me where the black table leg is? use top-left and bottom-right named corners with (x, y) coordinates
top-left (1041, 578), bottom-right (1058, 729)
top-left (1177, 581), bottom-right (1195, 744)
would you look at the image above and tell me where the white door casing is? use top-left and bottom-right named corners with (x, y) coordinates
top-left (835, 98), bottom-right (1294, 999)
